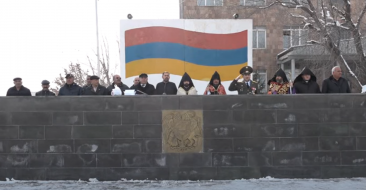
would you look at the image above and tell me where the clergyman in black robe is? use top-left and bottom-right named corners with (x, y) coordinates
top-left (293, 67), bottom-right (321, 93)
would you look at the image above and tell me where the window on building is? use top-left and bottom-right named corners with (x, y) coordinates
top-left (240, 0), bottom-right (265, 6)
top-left (197, 0), bottom-right (223, 6)
top-left (283, 26), bottom-right (308, 49)
top-left (253, 27), bottom-right (266, 49)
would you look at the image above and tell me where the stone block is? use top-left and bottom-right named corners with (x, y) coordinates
top-left (72, 126), bottom-right (112, 139)
top-left (357, 137), bottom-right (366, 150)
top-left (0, 126), bottom-right (18, 139)
top-left (203, 111), bottom-right (232, 125)
top-left (260, 167), bottom-right (321, 178)
top-left (277, 110), bottom-right (323, 124)
top-left (217, 167), bottom-right (261, 179)
top-left (298, 124), bottom-right (320, 136)
top-left (96, 154), bottom-right (122, 167)
top-left (0, 154), bottom-right (32, 167)
top-left (104, 168), bottom-right (170, 180)
top-left (349, 124), bottom-right (366, 136)
top-left (302, 151), bottom-right (341, 165)
top-left (134, 96), bottom-right (162, 111)
top-left (233, 110), bottom-right (276, 124)
top-left (322, 166), bottom-right (366, 178)
top-left (53, 112), bottom-right (83, 125)
top-left (325, 96), bottom-right (353, 108)
top-left (292, 96), bottom-right (328, 109)
top-left (11, 112), bottom-right (52, 125)
top-left (212, 153), bottom-right (247, 166)
top-left (234, 138), bottom-right (278, 152)
top-left (122, 154), bottom-right (167, 167)
top-left (69, 97), bottom-right (105, 111)
top-left (341, 109), bottom-right (366, 123)
top-left (111, 139), bottom-right (143, 153)
top-left (179, 153), bottom-right (212, 167)
top-left (139, 111), bottom-right (162, 124)
top-left (279, 138), bottom-right (319, 151)
top-left (45, 126), bottom-right (72, 139)
top-left (251, 124), bottom-right (297, 137)
top-left (144, 139), bottom-right (162, 153)
top-left (203, 125), bottom-right (250, 138)
top-left (204, 139), bottom-right (233, 152)
top-left (161, 96), bottom-right (180, 110)
top-left (46, 168), bottom-right (104, 180)
top-left (162, 110), bottom-right (202, 153)
top-left (179, 96), bottom-right (203, 109)
top-left (19, 126), bottom-right (44, 139)
top-left (202, 96), bottom-right (247, 110)
top-left (248, 152), bottom-right (272, 167)
top-left (104, 97), bottom-right (134, 111)
top-left (171, 167), bottom-right (216, 180)
top-left (247, 96), bottom-right (293, 109)
top-left (74, 139), bottom-right (110, 153)
top-left (341, 151), bottom-right (366, 165)
top-left (84, 112), bottom-right (121, 125)
top-left (0, 140), bottom-right (37, 153)
top-left (112, 125), bottom-right (134, 138)
top-left (319, 137), bottom-right (356, 150)
top-left (0, 112), bottom-right (11, 126)
top-left (352, 96), bottom-right (366, 108)
top-left (38, 140), bottom-right (73, 153)
top-left (320, 124), bottom-right (349, 136)
top-left (134, 125), bottom-right (162, 138)
top-left (122, 112), bottom-right (138, 124)
top-left (322, 109), bottom-right (341, 123)
top-left (272, 152), bottom-right (302, 166)
top-left (7, 168), bottom-right (47, 180)
top-left (29, 154), bottom-right (96, 167)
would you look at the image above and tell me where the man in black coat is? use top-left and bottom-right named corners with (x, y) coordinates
top-left (83, 75), bottom-right (109, 95)
top-left (35, 80), bottom-right (56, 96)
top-left (107, 75), bottom-right (129, 95)
top-left (58, 74), bottom-right (83, 96)
top-left (155, 71), bottom-right (177, 95)
top-left (293, 67), bottom-right (321, 93)
top-left (6, 77), bottom-right (32, 96)
top-left (322, 66), bottom-right (351, 93)
top-left (130, 73), bottom-right (155, 95)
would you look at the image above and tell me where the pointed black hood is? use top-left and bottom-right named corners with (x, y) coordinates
top-left (179, 72), bottom-right (194, 88)
top-left (294, 67), bottom-right (317, 83)
top-left (209, 71), bottom-right (221, 86)
top-left (267, 68), bottom-right (289, 85)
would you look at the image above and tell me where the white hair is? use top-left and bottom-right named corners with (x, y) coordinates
top-left (331, 66), bottom-right (340, 74)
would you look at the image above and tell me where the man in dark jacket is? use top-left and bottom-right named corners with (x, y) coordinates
top-left (107, 75), bottom-right (129, 95)
top-left (82, 75), bottom-right (91, 91)
top-left (155, 71), bottom-right (177, 95)
top-left (130, 73), bottom-right (155, 95)
top-left (229, 66), bottom-right (259, 95)
top-left (130, 77), bottom-right (139, 89)
top-left (58, 74), bottom-right (83, 96)
top-left (35, 80), bottom-right (56, 96)
top-left (322, 66), bottom-right (351, 93)
top-left (6, 77), bottom-right (32, 96)
top-left (293, 67), bottom-right (321, 93)
top-left (83, 75), bottom-right (109, 95)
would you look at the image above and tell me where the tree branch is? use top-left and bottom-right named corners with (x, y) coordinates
top-left (356, 2), bottom-right (366, 28)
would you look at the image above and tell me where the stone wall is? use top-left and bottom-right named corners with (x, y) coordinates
top-left (0, 95), bottom-right (365, 180)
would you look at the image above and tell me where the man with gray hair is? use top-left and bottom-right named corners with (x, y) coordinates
top-left (322, 66), bottom-right (350, 93)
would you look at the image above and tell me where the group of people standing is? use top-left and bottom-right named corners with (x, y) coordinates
top-left (5, 65), bottom-right (351, 97)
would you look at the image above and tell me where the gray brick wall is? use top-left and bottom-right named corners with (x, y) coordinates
top-left (0, 95), bottom-right (365, 180)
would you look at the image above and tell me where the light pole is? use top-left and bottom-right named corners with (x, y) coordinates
top-left (95, 0), bottom-right (100, 76)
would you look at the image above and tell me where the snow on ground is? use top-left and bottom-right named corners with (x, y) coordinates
top-left (0, 177), bottom-right (366, 190)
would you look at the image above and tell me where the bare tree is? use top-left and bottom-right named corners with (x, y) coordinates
top-left (261, 0), bottom-right (366, 92)
top-left (51, 38), bottom-right (119, 94)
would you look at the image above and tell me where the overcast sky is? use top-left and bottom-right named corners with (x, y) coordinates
top-left (0, 0), bottom-right (179, 96)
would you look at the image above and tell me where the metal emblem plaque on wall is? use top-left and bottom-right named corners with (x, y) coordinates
top-left (162, 110), bottom-right (203, 153)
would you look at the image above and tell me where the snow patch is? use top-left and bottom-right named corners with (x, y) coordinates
top-left (362, 85), bottom-right (366, 93)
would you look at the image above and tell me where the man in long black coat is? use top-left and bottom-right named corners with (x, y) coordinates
top-left (130, 73), bottom-right (155, 95)
top-left (83, 75), bottom-right (109, 95)
top-left (293, 67), bottom-right (321, 93)
top-left (155, 72), bottom-right (177, 95)
top-left (6, 77), bottom-right (32, 96)
top-left (322, 66), bottom-right (350, 93)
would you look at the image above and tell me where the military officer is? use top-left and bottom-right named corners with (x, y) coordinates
top-left (229, 66), bottom-right (259, 94)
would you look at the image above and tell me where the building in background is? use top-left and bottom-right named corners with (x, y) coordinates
top-left (180, 0), bottom-right (366, 93)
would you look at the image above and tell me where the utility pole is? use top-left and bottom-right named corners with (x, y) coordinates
top-left (95, 0), bottom-right (100, 76)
